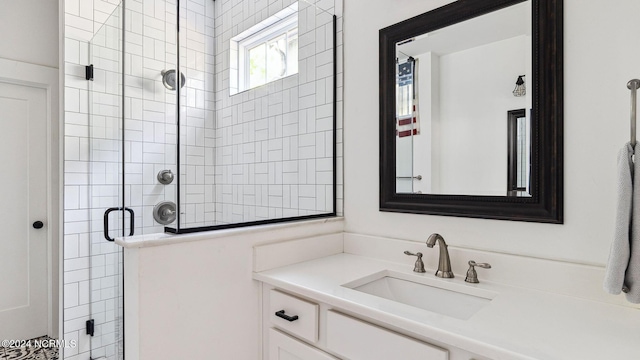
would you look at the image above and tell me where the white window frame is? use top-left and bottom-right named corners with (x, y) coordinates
top-left (230, 2), bottom-right (299, 95)
top-left (239, 15), bottom-right (298, 91)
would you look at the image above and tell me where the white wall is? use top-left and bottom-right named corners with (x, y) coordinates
top-left (133, 238), bottom-right (262, 359)
top-left (343, 0), bottom-right (640, 265)
top-left (0, 0), bottom-right (59, 68)
top-left (435, 35), bottom-right (529, 195)
top-left (0, 0), bottom-right (60, 341)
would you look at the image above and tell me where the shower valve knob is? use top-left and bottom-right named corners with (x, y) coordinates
top-left (157, 170), bottom-right (174, 185)
top-left (153, 201), bottom-right (177, 225)
top-left (161, 69), bottom-right (186, 90)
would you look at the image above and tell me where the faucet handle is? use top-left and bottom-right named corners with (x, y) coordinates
top-left (465, 260), bottom-right (491, 283)
top-left (404, 251), bottom-right (426, 273)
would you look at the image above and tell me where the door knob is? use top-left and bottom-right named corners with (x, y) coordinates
top-left (32, 221), bottom-right (44, 229)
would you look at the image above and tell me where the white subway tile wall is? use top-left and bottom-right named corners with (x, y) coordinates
top-left (206, 0), bottom-right (343, 228)
top-left (63, 0), bottom-right (343, 359)
top-left (123, 0), bottom-right (180, 236)
top-left (177, 0), bottom-right (217, 228)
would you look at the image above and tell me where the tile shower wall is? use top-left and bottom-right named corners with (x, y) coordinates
top-left (123, 0), bottom-right (217, 231)
top-left (122, 0), bottom-right (217, 234)
top-left (209, 0), bottom-right (344, 226)
top-left (177, 0), bottom-right (217, 228)
top-left (122, 0), bottom-right (178, 236)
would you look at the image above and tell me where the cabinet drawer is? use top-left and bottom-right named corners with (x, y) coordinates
top-left (269, 290), bottom-right (319, 343)
top-left (269, 328), bottom-right (339, 360)
top-left (326, 311), bottom-right (448, 360)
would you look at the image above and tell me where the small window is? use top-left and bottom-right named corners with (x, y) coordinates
top-left (230, 3), bottom-right (298, 95)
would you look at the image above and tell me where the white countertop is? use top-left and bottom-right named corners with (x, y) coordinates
top-left (253, 253), bottom-right (640, 360)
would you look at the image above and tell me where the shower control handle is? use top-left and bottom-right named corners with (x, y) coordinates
top-left (157, 170), bottom-right (174, 185)
top-left (153, 201), bottom-right (177, 225)
top-left (163, 209), bottom-right (175, 217)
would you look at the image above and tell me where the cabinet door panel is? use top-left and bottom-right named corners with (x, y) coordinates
top-left (269, 328), bottom-right (339, 360)
top-left (326, 311), bottom-right (448, 360)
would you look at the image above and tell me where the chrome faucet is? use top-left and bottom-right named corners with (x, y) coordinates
top-left (426, 233), bottom-right (454, 278)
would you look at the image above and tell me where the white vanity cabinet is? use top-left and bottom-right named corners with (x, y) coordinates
top-left (261, 285), bottom-right (491, 360)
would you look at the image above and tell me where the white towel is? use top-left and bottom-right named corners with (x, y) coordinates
top-left (603, 142), bottom-right (640, 303)
top-left (627, 144), bottom-right (640, 303)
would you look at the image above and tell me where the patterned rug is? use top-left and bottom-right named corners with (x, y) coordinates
top-left (1, 336), bottom-right (58, 360)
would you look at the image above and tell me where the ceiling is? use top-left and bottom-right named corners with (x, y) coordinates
top-left (397, 1), bottom-right (531, 58)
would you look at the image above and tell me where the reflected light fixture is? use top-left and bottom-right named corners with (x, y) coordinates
top-left (512, 75), bottom-right (526, 97)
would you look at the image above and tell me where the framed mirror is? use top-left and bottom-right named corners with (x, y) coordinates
top-left (379, 0), bottom-right (563, 223)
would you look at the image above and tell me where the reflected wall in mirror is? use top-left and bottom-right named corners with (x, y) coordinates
top-left (394, 1), bottom-right (531, 196)
top-left (380, 0), bottom-right (563, 223)
top-left (507, 108), bottom-right (531, 197)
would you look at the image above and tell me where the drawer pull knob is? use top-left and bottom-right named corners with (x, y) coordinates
top-left (275, 310), bottom-right (299, 322)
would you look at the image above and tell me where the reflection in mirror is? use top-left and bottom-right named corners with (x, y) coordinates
top-left (396, 57), bottom-right (420, 193)
top-left (507, 109), bottom-right (531, 197)
top-left (394, 1), bottom-right (532, 196)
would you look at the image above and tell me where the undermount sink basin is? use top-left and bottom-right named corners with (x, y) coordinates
top-left (342, 270), bottom-right (496, 320)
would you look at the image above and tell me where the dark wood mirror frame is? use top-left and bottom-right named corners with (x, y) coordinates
top-left (379, 0), bottom-right (563, 223)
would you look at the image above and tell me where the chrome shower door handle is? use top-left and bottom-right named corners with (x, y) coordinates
top-left (103, 207), bottom-right (135, 241)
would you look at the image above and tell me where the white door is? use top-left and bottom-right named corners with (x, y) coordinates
top-left (269, 328), bottom-right (339, 360)
top-left (0, 80), bottom-right (48, 340)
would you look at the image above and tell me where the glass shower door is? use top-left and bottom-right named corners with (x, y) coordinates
top-left (88, 0), bottom-right (180, 358)
top-left (88, 3), bottom-right (125, 359)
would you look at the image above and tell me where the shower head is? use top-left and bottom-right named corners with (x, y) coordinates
top-left (161, 69), bottom-right (186, 91)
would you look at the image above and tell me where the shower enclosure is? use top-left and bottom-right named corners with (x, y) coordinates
top-left (86, 0), bottom-right (337, 358)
